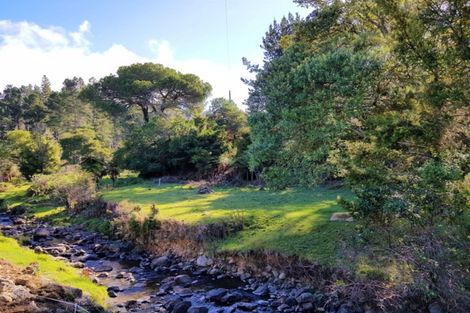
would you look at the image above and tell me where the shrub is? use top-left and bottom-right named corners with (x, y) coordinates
top-left (0, 160), bottom-right (21, 182)
top-left (31, 166), bottom-right (96, 211)
top-left (112, 201), bottom-right (161, 246)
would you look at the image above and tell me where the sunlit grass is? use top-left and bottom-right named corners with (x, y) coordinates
top-left (102, 182), bottom-right (354, 264)
top-left (0, 235), bottom-right (108, 305)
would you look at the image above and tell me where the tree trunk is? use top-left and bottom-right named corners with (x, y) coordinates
top-left (141, 106), bottom-right (150, 123)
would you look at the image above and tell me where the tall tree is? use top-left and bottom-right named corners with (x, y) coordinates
top-left (87, 63), bottom-right (212, 123)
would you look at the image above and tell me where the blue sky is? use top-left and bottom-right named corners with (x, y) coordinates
top-left (0, 0), bottom-right (309, 104)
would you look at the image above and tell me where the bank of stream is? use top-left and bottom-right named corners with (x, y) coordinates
top-left (0, 212), bottom-right (340, 313)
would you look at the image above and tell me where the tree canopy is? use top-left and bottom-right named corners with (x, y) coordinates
top-left (87, 63), bottom-right (212, 123)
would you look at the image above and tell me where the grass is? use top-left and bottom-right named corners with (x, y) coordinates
top-left (0, 235), bottom-right (108, 305)
top-left (101, 182), bottom-right (355, 264)
top-left (1, 180), bottom-right (357, 264)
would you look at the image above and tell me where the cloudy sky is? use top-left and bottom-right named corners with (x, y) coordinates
top-left (0, 0), bottom-right (309, 105)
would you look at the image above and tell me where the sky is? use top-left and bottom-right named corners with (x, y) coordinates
top-left (0, 0), bottom-right (309, 105)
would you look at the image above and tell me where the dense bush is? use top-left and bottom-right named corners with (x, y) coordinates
top-left (31, 166), bottom-right (96, 210)
top-left (3, 130), bottom-right (61, 179)
top-left (113, 114), bottom-right (227, 178)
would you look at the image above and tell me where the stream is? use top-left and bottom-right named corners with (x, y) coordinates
top-left (0, 212), bottom-right (322, 313)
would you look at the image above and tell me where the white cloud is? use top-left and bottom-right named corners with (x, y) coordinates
top-left (0, 20), bottom-right (250, 106)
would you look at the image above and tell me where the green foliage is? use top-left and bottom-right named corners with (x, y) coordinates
top-left (60, 128), bottom-right (112, 178)
top-left (87, 62), bottom-right (212, 123)
top-left (246, 0), bottom-right (469, 229)
top-left (31, 166), bottom-right (96, 210)
top-left (4, 130), bottom-right (61, 179)
top-left (114, 114), bottom-right (227, 178)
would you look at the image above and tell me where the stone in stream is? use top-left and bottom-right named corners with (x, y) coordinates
top-left (206, 288), bottom-right (228, 302)
top-left (33, 228), bottom-right (50, 239)
top-left (173, 274), bottom-right (192, 287)
top-left (108, 290), bottom-right (118, 298)
top-left (93, 265), bottom-right (113, 273)
top-left (172, 300), bottom-right (192, 313)
top-left (253, 284), bottom-right (269, 297)
top-left (188, 307), bottom-right (209, 313)
top-left (296, 292), bottom-right (314, 304)
top-left (151, 255), bottom-right (170, 269)
top-left (236, 302), bottom-right (258, 311)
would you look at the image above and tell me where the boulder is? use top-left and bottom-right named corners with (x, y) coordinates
top-left (172, 300), bottom-right (192, 313)
top-left (196, 255), bottom-right (213, 267)
top-left (197, 186), bottom-right (213, 194)
top-left (330, 212), bottom-right (353, 222)
top-left (152, 256), bottom-right (170, 269)
top-left (93, 265), bottom-right (113, 273)
top-left (296, 292), bottom-right (314, 304)
top-left (33, 228), bottom-right (51, 239)
top-left (206, 288), bottom-right (228, 302)
top-left (174, 274), bottom-right (192, 287)
top-left (253, 285), bottom-right (269, 296)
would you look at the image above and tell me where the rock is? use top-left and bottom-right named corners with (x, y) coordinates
top-left (188, 307), bottom-right (209, 313)
top-left (296, 292), bottom-right (314, 304)
top-left (284, 297), bottom-right (297, 306)
top-left (253, 285), bottom-right (269, 296)
top-left (330, 212), bottom-right (353, 222)
top-left (173, 286), bottom-right (193, 296)
top-left (196, 255), bottom-right (213, 267)
top-left (108, 290), bottom-right (118, 298)
top-left (152, 256), bottom-right (170, 269)
top-left (301, 302), bottom-right (314, 311)
top-left (172, 300), bottom-right (192, 313)
top-left (428, 303), bottom-right (443, 313)
top-left (33, 228), bottom-right (50, 239)
top-left (34, 246), bottom-right (43, 254)
top-left (93, 265), bottom-right (113, 272)
top-left (174, 274), bottom-right (192, 287)
top-left (278, 272), bottom-right (286, 280)
top-left (206, 288), bottom-right (228, 302)
top-left (63, 286), bottom-right (83, 299)
top-left (0, 294), bottom-right (13, 303)
top-left (221, 290), bottom-right (245, 304)
top-left (197, 186), bottom-right (213, 194)
top-left (107, 286), bottom-right (121, 293)
top-left (337, 304), bottom-right (353, 313)
top-left (10, 205), bottom-right (27, 216)
top-left (236, 302), bottom-right (258, 311)
top-left (11, 285), bottom-right (32, 301)
top-left (97, 272), bottom-right (109, 278)
top-left (71, 262), bottom-right (85, 269)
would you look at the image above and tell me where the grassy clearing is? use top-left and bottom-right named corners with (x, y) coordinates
top-left (101, 182), bottom-right (355, 264)
top-left (1, 180), bottom-right (356, 264)
top-left (0, 235), bottom-right (108, 305)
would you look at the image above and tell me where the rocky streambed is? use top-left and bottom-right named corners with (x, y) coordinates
top-left (0, 213), bottom-right (366, 313)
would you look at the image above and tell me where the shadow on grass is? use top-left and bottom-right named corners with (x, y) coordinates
top-left (102, 182), bottom-right (355, 264)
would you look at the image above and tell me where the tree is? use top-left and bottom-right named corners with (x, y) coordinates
top-left (113, 114), bottom-right (226, 178)
top-left (4, 130), bottom-right (61, 179)
top-left (60, 128), bottom-right (112, 178)
top-left (88, 63), bottom-right (212, 123)
top-left (207, 98), bottom-right (248, 142)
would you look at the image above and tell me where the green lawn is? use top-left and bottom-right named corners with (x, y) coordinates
top-left (0, 235), bottom-right (108, 305)
top-left (102, 182), bottom-right (355, 263)
top-left (1, 181), bottom-right (356, 264)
